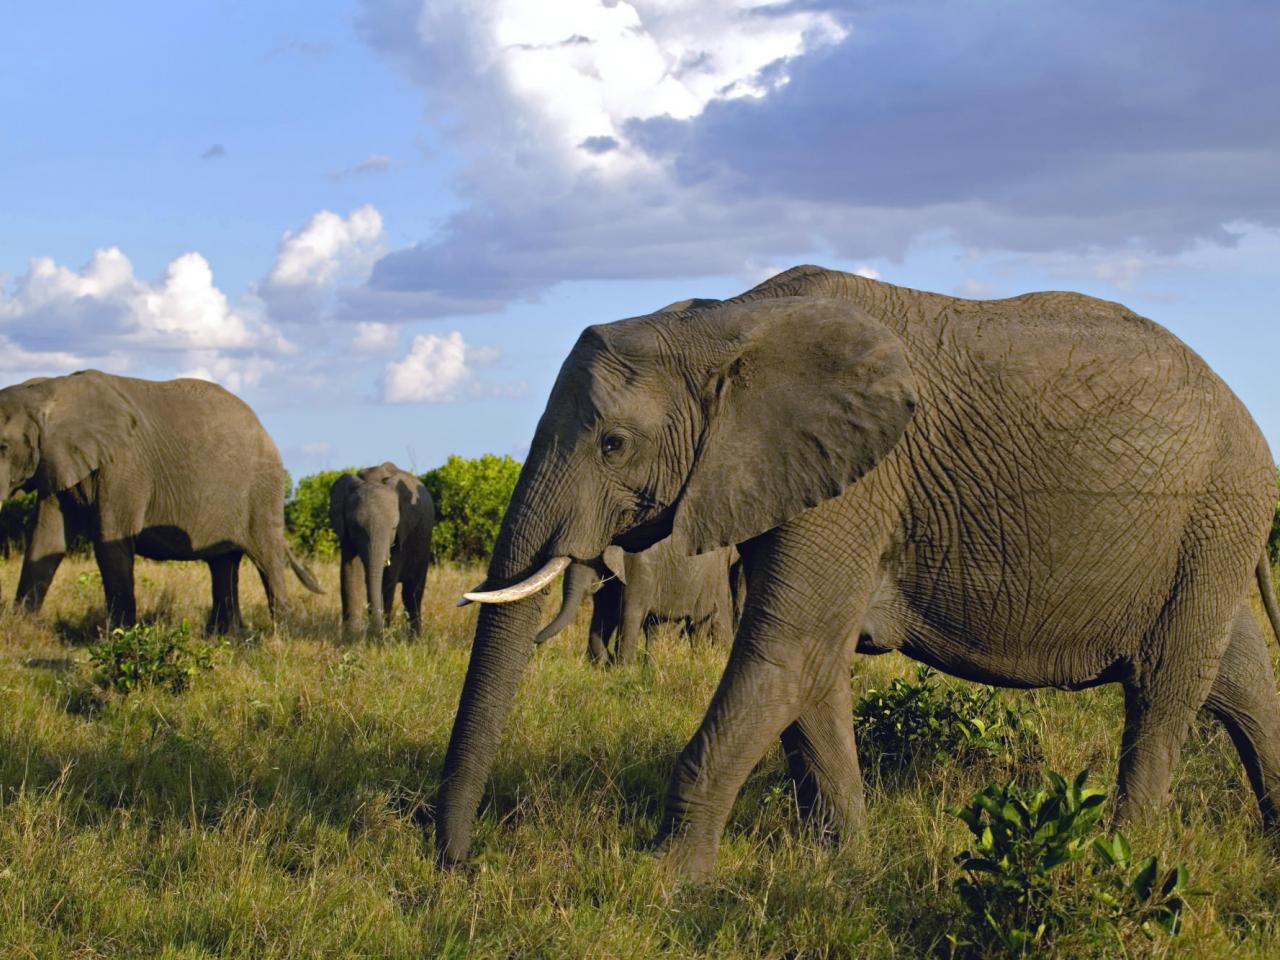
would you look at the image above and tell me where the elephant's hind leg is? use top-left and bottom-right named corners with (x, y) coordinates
top-left (93, 539), bottom-right (137, 627)
top-left (206, 552), bottom-right (244, 635)
top-left (251, 550), bottom-right (289, 625)
top-left (780, 674), bottom-right (865, 842)
top-left (403, 566), bottom-right (428, 638)
top-left (1203, 603), bottom-right (1280, 829)
top-left (1115, 563), bottom-right (1239, 822)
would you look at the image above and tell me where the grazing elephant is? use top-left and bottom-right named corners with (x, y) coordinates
top-left (0, 370), bottom-right (322, 631)
top-left (329, 462), bottom-right (434, 636)
top-left (439, 266), bottom-right (1280, 880)
top-left (535, 540), bottom-right (739, 664)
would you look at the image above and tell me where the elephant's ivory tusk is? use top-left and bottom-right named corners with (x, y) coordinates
top-left (460, 556), bottom-right (571, 605)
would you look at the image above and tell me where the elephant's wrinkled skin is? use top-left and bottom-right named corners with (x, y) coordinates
top-left (536, 540), bottom-right (739, 664)
top-left (438, 266), bottom-right (1280, 879)
top-left (0, 370), bottom-right (322, 631)
top-left (329, 462), bottom-right (434, 636)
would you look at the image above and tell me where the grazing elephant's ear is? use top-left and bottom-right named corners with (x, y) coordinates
top-left (38, 372), bottom-right (142, 493)
top-left (670, 298), bottom-right (917, 555)
top-left (601, 545), bottom-right (627, 585)
top-left (329, 473), bottom-right (358, 544)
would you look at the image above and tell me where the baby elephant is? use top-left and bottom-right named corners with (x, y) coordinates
top-left (538, 538), bottom-right (741, 664)
top-left (329, 463), bottom-right (434, 636)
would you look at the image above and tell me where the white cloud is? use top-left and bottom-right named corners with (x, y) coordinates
top-left (352, 321), bottom-right (398, 352)
top-left (383, 331), bottom-right (474, 403)
top-left (178, 351), bottom-right (278, 392)
top-left (267, 205), bottom-right (385, 288)
top-left (369, 0), bottom-right (845, 176)
top-left (0, 246), bottom-right (280, 353)
top-left (854, 264), bottom-right (881, 280)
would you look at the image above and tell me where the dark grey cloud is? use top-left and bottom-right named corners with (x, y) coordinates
top-left (628, 0), bottom-right (1280, 252)
top-left (579, 135), bottom-right (620, 155)
top-left (201, 144), bottom-right (226, 160)
top-left (358, 0), bottom-right (1280, 312)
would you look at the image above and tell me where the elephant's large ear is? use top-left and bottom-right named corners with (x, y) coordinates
top-left (37, 372), bottom-right (142, 493)
top-left (670, 298), bottom-right (917, 554)
top-left (601, 545), bottom-right (627, 585)
top-left (329, 473), bottom-right (358, 543)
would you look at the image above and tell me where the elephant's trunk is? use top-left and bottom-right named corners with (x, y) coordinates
top-left (436, 456), bottom-right (568, 867)
top-left (436, 596), bottom-right (544, 865)
top-left (534, 561), bottom-right (596, 645)
top-left (365, 537), bottom-right (391, 631)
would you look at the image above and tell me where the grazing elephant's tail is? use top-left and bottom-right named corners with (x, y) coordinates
top-left (288, 546), bottom-right (325, 594)
top-left (1258, 553), bottom-right (1280, 644)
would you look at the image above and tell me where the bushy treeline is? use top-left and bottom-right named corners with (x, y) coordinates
top-left (0, 459), bottom-right (1275, 569)
top-left (284, 454), bottom-right (522, 564)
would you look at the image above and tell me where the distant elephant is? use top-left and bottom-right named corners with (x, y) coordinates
top-left (535, 540), bottom-right (739, 664)
top-left (0, 370), bottom-right (322, 631)
top-left (439, 265), bottom-right (1280, 881)
top-left (329, 462), bottom-right (434, 636)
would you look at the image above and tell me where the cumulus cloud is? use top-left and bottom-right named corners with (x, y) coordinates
top-left (383, 331), bottom-right (474, 403)
top-left (267, 205), bottom-right (385, 288)
top-left (363, 0), bottom-right (844, 178)
top-left (0, 247), bottom-right (281, 353)
top-left (0, 246), bottom-right (290, 392)
top-left (352, 321), bottom-right (399, 352)
top-left (357, 0), bottom-right (1280, 313)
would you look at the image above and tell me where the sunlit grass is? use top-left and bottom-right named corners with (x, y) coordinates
top-left (0, 552), bottom-right (1277, 956)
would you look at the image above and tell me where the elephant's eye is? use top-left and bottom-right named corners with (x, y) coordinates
top-left (601, 432), bottom-right (627, 458)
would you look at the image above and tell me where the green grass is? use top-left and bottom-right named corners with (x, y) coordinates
top-left (0, 554), bottom-right (1278, 957)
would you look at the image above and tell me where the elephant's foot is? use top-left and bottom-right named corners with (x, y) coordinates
top-left (645, 822), bottom-right (719, 882)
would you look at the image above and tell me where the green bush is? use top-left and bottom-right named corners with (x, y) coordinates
top-left (283, 468), bottom-right (354, 557)
top-left (0, 490), bottom-right (36, 557)
top-left (420, 454), bottom-right (522, 563)
top-left (1268, 467), bottom-right (1279, 566)
top-left (950, 770), bottom-right (1192, 957)
top-left (89, 621), bottom-right (216, 695)
top-left (853, 667), bottom-right (1040, 780)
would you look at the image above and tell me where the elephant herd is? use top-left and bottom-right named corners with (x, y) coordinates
top-left (0, 374), bottom-right (736, 650)
top-left (3, 264), bottom-right (1280, 882)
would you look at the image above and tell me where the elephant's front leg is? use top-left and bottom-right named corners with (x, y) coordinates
top-left (381, 557), bottom-right (400, 629)
top-left (651, 527), bottom-right (874, 879)
top-left (780, 672), bottom-right (865, 841)
top-left (93, 538), bottom-right (137, 627)
top-left (338, 545), bottom-right (366, 634)
top-left (16, 495), bottom-right (68, 612)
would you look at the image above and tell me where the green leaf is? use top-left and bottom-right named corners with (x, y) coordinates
top-left (1132, 856), bottom-right (1158, 901)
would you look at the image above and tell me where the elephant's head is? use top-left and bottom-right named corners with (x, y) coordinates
top-left (0, 372), bottom-right (139, 500)
top-left (330, 471), bottom-right (401, 562)
top-left (437, 295), bottom-right (918, 864)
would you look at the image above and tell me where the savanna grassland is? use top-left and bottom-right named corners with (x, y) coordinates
top-left (1, 554), bottom-right (1279, 958)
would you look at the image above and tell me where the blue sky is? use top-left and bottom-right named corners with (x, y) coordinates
top-left (2, 0), bottom-right (1277, 477)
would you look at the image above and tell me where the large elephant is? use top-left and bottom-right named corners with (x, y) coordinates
top-left (439, 266), bottom-right (1280, 880)
top-left (0, 370), bottom-right (322, 631)
top-left (329, 462), bottom-right (434, 636)
top-left (535, 540), bottom-right (739, 664)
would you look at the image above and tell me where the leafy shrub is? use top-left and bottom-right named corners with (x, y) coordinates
top-left (89, 621), bottom-right (216, 695)
top-left (1269, 466), bottom-right (1280, 566)
top-left (0, 490), bottom-right (36, 557)
top-left (420, 454), bottom-right (522, 563)
top-left (853, 667), bottom-right (1040, 780)
top-left (950, 770), bottom-right (1192, 957)
top-left (284, 468), bottom-right (353, 557)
